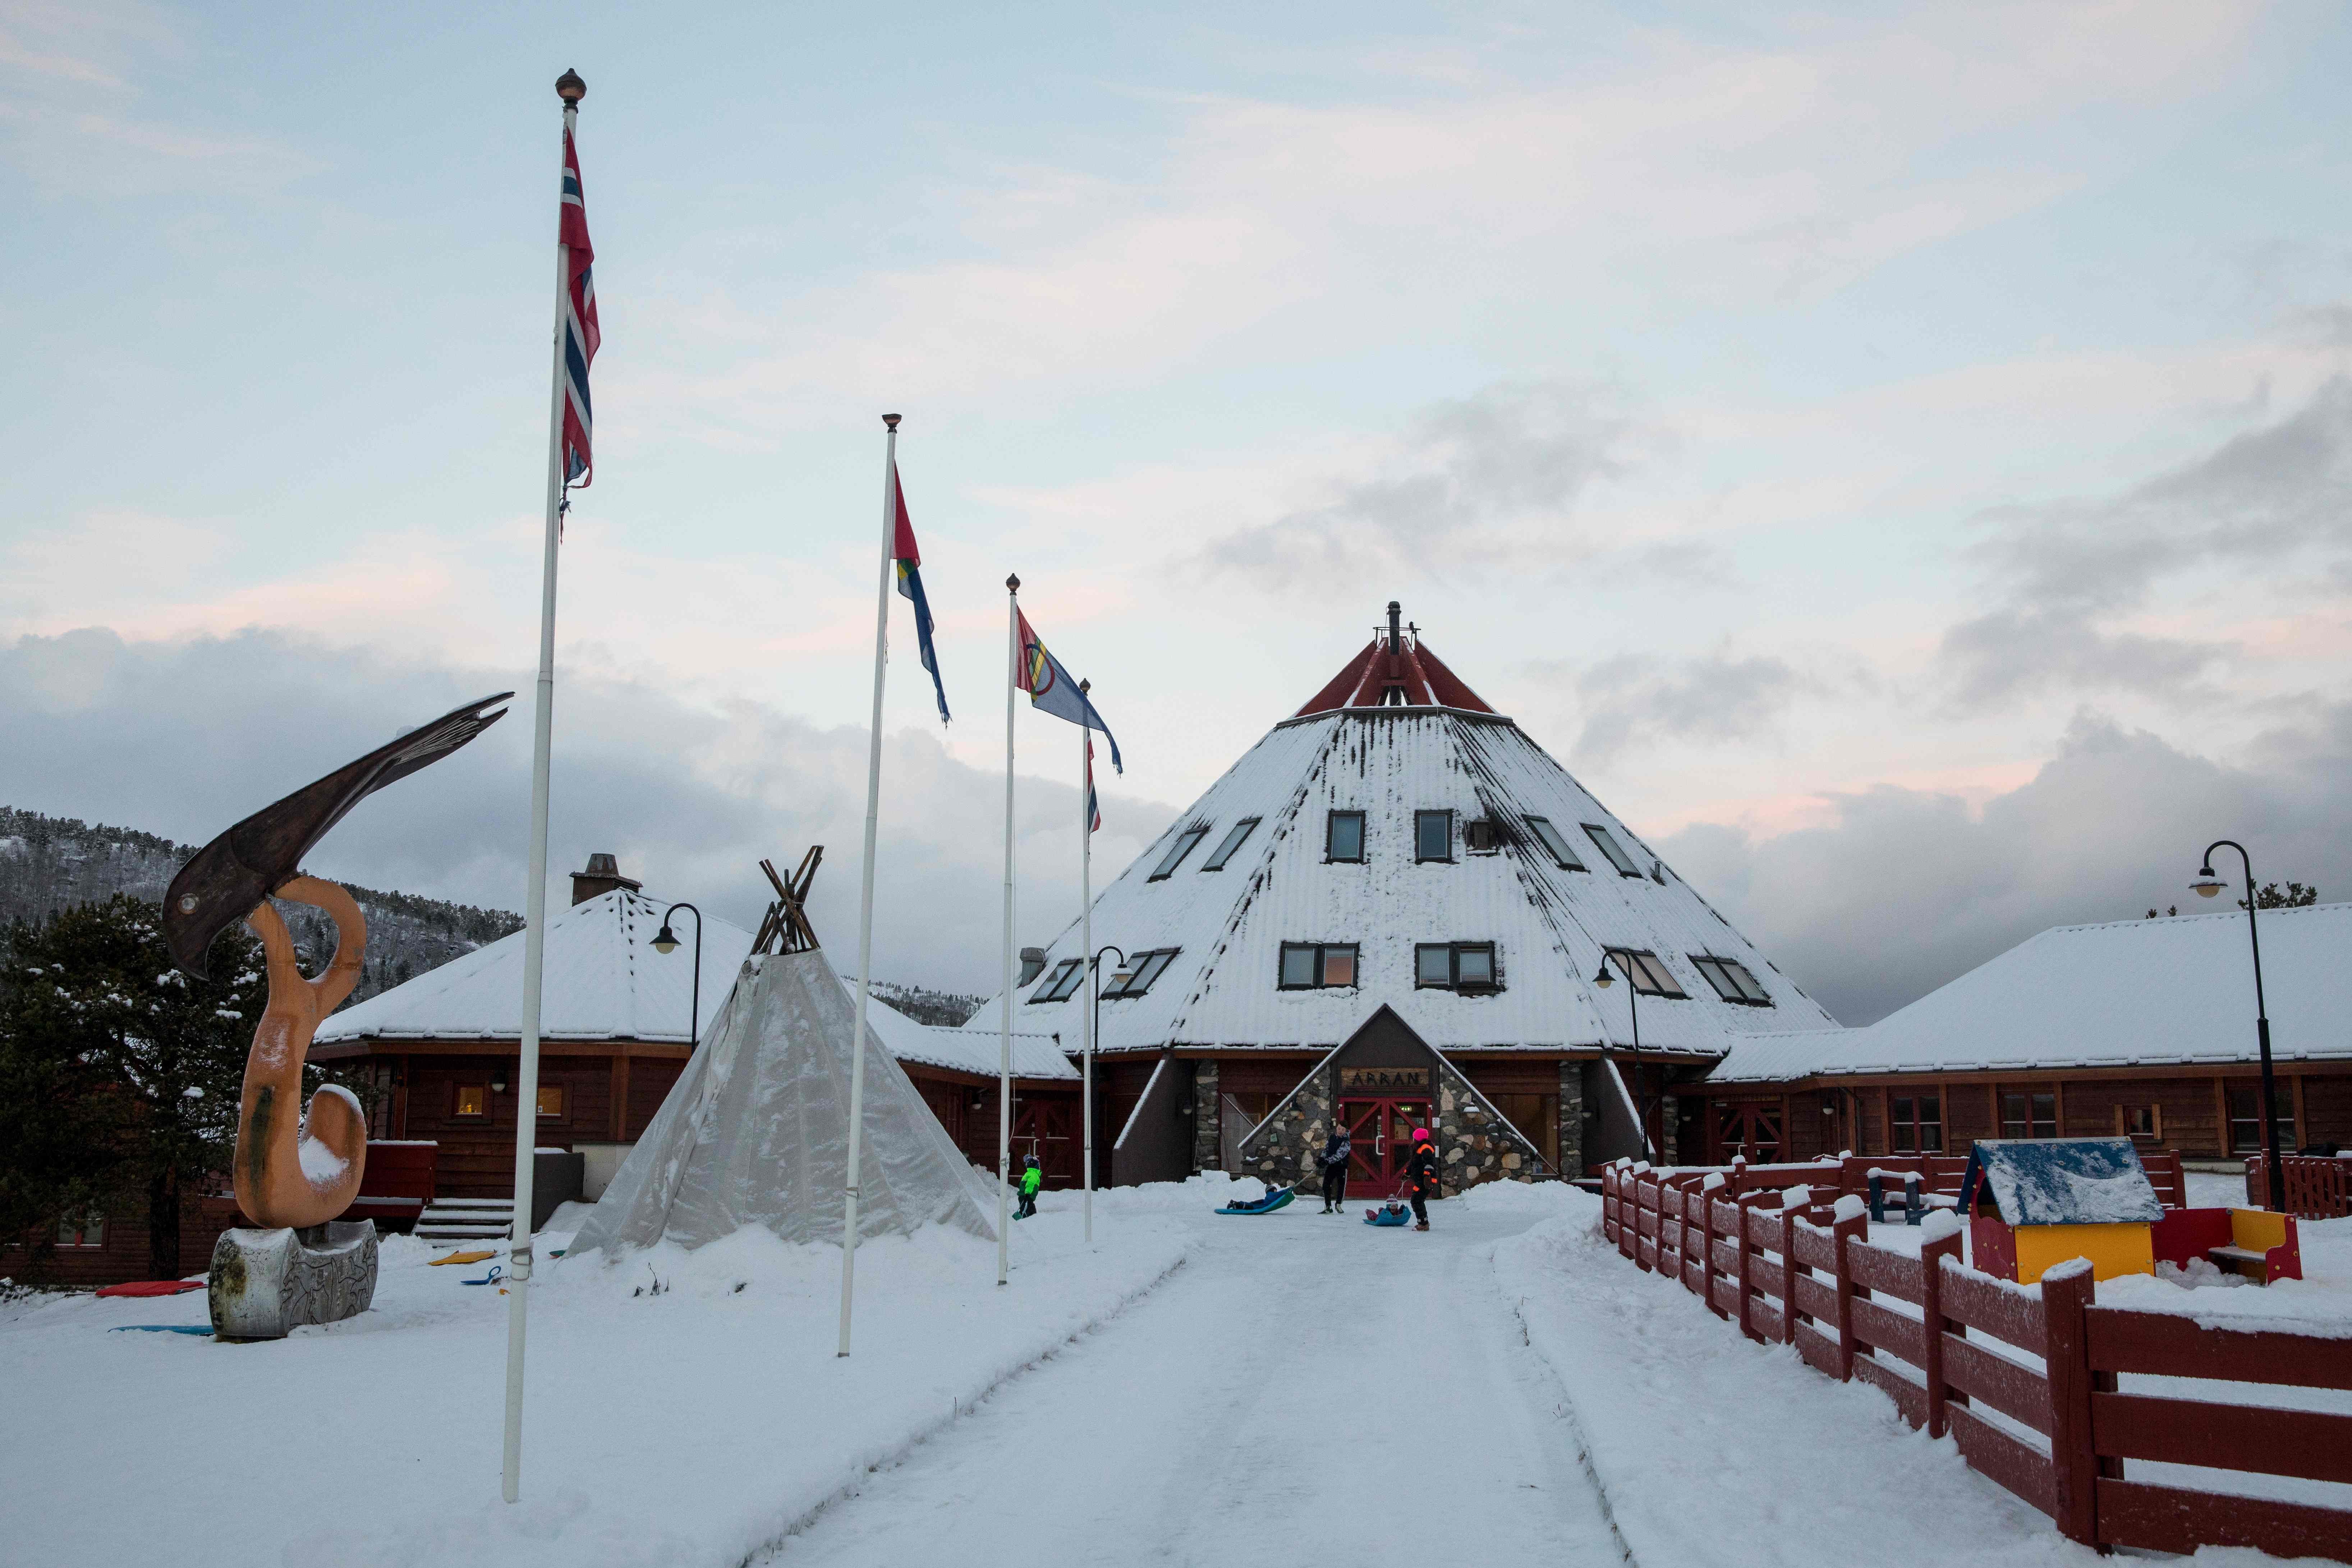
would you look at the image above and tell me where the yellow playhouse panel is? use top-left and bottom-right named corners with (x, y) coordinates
top-left (2014, 1222), bottom-right (2154, 1284)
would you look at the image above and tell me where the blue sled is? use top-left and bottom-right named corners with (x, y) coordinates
top-left (1217, 1187), bottom-right (1295, 1215)
top-left (1364, 1203), bottom-right (1412, 1227)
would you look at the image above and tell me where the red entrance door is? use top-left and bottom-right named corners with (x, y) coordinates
top-left (1013, 1100), bottom-right (1079, 1187)
top-left (1714, 1102), bottom-right (1782, 1164)
top-left (1341, 1098), bottom-right (1430, 1195)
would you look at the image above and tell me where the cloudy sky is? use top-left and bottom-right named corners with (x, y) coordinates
top-left (6, 1), bottom-right (2350, 1022)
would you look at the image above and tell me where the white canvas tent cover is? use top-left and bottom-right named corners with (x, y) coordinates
top-left (569, 947), bottom-right (997, 1257)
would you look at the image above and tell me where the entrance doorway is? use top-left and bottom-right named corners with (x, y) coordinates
top-left (1013, 1099), bottom-right (1080, 1187)
top-left (1341, 1098), bottom-right (1430, 1196)
top-left (1713, 1101), bottom-right (1782, 1164)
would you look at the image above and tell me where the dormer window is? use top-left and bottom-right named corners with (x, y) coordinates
top-left (1582, 823), bottom-right (1643, 877)
top-left (1691, 955), bottom-right (1772, 1007)
top-left (1464, 819), bottom-right (1501, 853)
top-left (1149, 825), bottom-right (1211, 880)
top-left (1201, 817), bottom-right (1260, 871)
top-left (1415, 810), bottom-right (1453, 863)
top-left (1524, 817), bottom-right (1586, 871)
top-left (1416, 942), bottom-right (1499, 991)
top-left (1326, 810), bottom-right (1366, 863)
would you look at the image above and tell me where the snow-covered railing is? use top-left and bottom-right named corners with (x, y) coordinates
top-left (1599, 1160), bottom-right (2352, 1561)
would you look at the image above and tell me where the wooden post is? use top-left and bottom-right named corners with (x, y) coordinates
top-left (1920, 1228), bottom-right (1961, 1438)
top-left (1778, 1203), bottom-right (1800, 1344)
top-left (1734, 1193), bottom-right (1760, 1341)
top-left (2040, 1261), bottom-right (2099, 1548)
top-left (1832, 1209), bottom-right (1866, 1381)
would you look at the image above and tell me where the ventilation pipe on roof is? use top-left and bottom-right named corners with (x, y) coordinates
top-left (1387, 599), bottom-right (1403, 654)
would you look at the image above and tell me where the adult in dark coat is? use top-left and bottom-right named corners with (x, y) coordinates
top-left (1315, 1125), bottom-right (1352, 1212)
top-left (1404, 1126), bottom-right (1440, 1230)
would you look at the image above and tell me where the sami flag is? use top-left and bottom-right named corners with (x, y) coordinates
top-left (559, 129), bottom-right (600, 488)
top-left (1086, 736), bottom-right (1102, 834)
top-left (892, 466), bottom-right (950, 725)
top-left (1016, 611), bottom-right (1121, 772)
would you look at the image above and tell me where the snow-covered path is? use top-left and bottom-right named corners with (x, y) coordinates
top-left (770, 1190), bottom-right (1623, 1566)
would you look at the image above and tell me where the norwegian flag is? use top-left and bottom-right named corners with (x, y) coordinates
top-left (559, 128), bottom-right (599, 488)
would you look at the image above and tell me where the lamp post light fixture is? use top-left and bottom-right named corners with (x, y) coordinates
top-left (650, 903), bottom-right (704, 1050)
top-left (2191, 841), bottom-right (2286, 1211)
top-left (1590, 948), bottom-right (1656, 1165)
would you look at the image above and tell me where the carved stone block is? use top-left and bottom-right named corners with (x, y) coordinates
top-left (208, 1221), bottom-right (379, 1340)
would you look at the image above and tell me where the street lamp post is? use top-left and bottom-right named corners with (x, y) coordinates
top-left (1590, 948), bottom-right (1656, 1164)
top-left (1088, 944), bottom-right (1131, 1223)
top-left (651, 903), bottom-right (704, 1049)
top-left (2190, 842), bottom-right (2286, 1211)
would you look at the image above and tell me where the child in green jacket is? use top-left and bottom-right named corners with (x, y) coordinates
top-left (1015, 1154), bottom-right (1043, 1219)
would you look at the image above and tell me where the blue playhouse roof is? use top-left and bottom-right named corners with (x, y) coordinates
top-left (1964, 1138), bottom-right (2162, 1227)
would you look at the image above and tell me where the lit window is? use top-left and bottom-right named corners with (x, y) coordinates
top-left (1464, 819), bottom-right (1499, 854)
top-left (1029, 958), bottom-right (1084, 1003)
top-left (1415, 810), bottom-right (1452, 862)
top-left (1891, 1094), bottom-right (1943, 1154)
top-left (1279, 942), bottom-right (1358, 990)
top-left (1583, 824), bottom-right (1643, 877)
top-left (1103, 949), bottom-right (1178, 999)
top-left (1691, 956), bottom-right (1773, 1006)
top-left (1201, 818), bottom-right (1260, 871)
top-left (1524, 817), bottom-right (1587, 871)
top-left (1149, 826), bottom-right (1210, 880)
top-left (455, 1085), bottom-right (488, 1117)
top-left (1326, 810), bottom-right (1365, 863)
top-left (1416, 942), bottom-right (1500, 990)
top-left (537, 1084), bottom-right (566, 1118)
top-left (56, 1212), bottom-right (106, 1248)
top-left (2000, 1091), bottom-right (2057, 1139)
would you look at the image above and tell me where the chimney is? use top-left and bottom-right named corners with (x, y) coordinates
top-left (570, 851), bottom-right (642, 906)
top-left (1387, 599), bottom-right (1403, 654)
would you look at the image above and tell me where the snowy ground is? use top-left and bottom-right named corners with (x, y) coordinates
top-left (6, 1179), bottom-right (2348, 1566)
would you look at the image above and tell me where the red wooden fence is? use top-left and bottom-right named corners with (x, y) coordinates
top-left (1600, 1162), bottom-right (2352, 1561)
top-left (2246, 1154), bottom-right (2352, 1219)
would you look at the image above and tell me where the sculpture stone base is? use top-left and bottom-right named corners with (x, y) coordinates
top-left (208, 1221), bottom-right (379, 1340)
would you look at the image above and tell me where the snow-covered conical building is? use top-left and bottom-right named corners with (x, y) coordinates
top-left (961, 604), bottom-right (1841, 1192)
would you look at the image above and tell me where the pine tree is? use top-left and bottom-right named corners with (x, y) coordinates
top-left (0, 895), bottom-right (339, 1278)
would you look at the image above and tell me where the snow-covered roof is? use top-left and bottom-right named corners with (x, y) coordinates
top-left (317, 889), bottom-right (755, 1045)
top-left (952, 621), bottom-right (1841, 1059)
top-left (842, 981), bottom-right (1076, 1082)
top-left (1706, 902), bottom-right (2352, 1084)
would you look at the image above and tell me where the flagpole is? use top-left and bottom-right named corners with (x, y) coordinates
top-left (998, 576), bottom-right (1018, 1286)
top-left (502, 68), bottom-right (584, 1506)
top-left (1079, 681), bottom-right (1094, 1245)
top-left (837, 414), bottom-right (899, 1357)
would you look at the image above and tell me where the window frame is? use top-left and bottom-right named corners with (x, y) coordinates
top-left (454, 1084), bottom-right (489, 1118)
top-left (56, 1212), bottom-right (106, 1249)
top-left (1523, 816), bottom-right (1588, 872)
top-left (1605, 949), bottom-right (1686, 998)
top-left (1463, 818), bottom-right (1501, 855)
top-left (1102, 948), bottom-right (1179, 999)
top-left (1582, 823), bottom-right (1644, 877)
top-left (1278, 941), bottom-right (1360, 991)
top-left (1414, 809), bottom-right (1454, 863)
top-left (537, 1083), bottom-right (566, 1120)
top-left (1148, 824), bottom-right (1211, 881)
top-left (1028, 957), bottom-right (1085, 1003)
top-left (1325, 810), bottom-right (1366, 863)
top-left (1200, 817), bottom-right (1261, 872)
top-left (2226, 1085), bottom-right (2294, 1154)
top-left (1691, 955), bottom-right (1774, 1007)
top-left (1890, 1092), bottom-right (1944, 1155)
top-left (1999, 1090), bottom-right (2058, 1140)
top-left (1415, 941), bottom-right (1501, 992)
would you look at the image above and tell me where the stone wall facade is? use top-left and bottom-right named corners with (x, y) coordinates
top-left (1192, 1061), bottom-right (1221, 1173)
top-left (1557, 1061), bottom-right (1585, 1181)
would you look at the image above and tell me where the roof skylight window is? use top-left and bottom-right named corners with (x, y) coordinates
top-left (1102, 948), bottom-right (1178, 998)
top-left (1582, 823), bottom-right (1643, 877)
top-left (1524, 817), bottom-right (1586, 871)
top-left (1416, 942), bottom-right (1499, 991)
top-left (1326, 810), bottom-right (1365, 863)
top-left (1028, 958), bottom-right (1085, 1003)
top-left (1691, 955), bottom-right (1773, 1006)
top-left (1149, 825), bottom-right (1210, 881)
top-left (1605, 949), bottom-right (1686, 998)
top-left (1201, 817), bottom-right (1260, 871)
top-left (1415, 810), bottom-right (1453, 863)
top-left (1279, 941), bottom-right (1358, 989)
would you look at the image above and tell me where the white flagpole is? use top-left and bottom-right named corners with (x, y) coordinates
top-left (837, 413), bottom-right (899, 1357)
top-left (502, 70), bottom-right (582, 1505)
top-left (1079, 681), bottom-right (1094, 1246)
top-left (998, 575), bottom-right (1018, 1285)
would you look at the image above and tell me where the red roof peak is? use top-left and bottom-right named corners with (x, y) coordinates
top-left (1292, 606), bottom-right (1497, 718)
